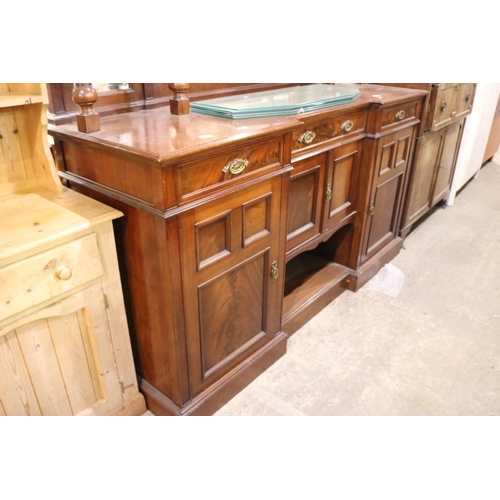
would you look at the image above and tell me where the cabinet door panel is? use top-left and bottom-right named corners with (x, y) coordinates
top-left (180, 176), bottom-right (283, 397)
top-left (362, 127), bottom-right (414, 262)
top-left (198, 251), bottom-right (268, 378)
top-left (195, 210), bottom-right (232, 270)
top-left (432, 119), bottom-right (464, 206)
top-left (403, 130), bottom-right (445, 227)
top-left (366, 173), bottom-right (403, 255)
top-left (286, 153), bottom-right (326, 254)
top-left (323, 139), bottom-right (361, 231)
top-left (0, 284), bottom-right (123, 416)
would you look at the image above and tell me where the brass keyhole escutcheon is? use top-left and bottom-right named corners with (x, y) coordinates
top-left (325, 183), bottom-right (332, 202)
top-left (222, 158), bottom-right (249, 175)
top-left (298, 131), bottom-right (316, 145)
top-left (466, 93), bottom-right (471, 102)
top-left (395, 110), bottom-right (405, 121)
top-left (341, 120), bottom-right (354, 132)
top-left (270, 261), bottom-right (279, 281)
top-left (368, 202), bottom-right (375, 216)
top-left (441, 101), bottom-right (447, 112)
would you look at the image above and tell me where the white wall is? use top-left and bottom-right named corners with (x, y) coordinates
top-left (447, 83), bottom-right (500, 206)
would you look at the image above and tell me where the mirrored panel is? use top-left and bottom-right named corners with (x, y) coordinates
top-left (92, 83), bottom-right (130, 93)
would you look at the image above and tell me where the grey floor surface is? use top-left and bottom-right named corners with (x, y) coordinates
top-left (212, 156), bottom-right (500, 416)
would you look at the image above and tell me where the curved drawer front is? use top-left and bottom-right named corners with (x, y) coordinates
top-left (292, 110), bottom-right (366, 154)
top-left (379, 100), bottom-right (420, 132)
top-left (177, 139), bottom-right (282, 203)
top-left (0, 234), bottom-right (103, 325)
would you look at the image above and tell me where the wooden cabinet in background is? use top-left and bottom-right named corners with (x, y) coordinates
top-left (483, 93), bottom-right (500, 164)
top-left (0, 83), bottom-right (145, 416)
top-left (380, 83), bottom-right (475, 237)
top-left (431, 119), bottom-right (464, 206)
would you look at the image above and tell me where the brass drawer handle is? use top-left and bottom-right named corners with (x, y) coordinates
top-left (270, 261), bottom-right (279, 281)
top-left (55, 264), bottom-right (72, 281)
top-left (395, 110), bottom-right (405, 121)
top-left (341, 120), bottom-right (354, 132)
top-left (222, 158), bottom-right (248, 175)
top-left (441, 101), bottom-right (447, 112)
top-left (298, 131), bottom-right (316, 145)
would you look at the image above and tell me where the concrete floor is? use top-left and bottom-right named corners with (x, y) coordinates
top-left (213, 155), bottom-right (500, 416)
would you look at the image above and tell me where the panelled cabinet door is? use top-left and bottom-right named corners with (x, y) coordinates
top-left (402, 130), bottom-right (446, 229)
top-left (286, 152), bottom-right (326, 254)
top-left (431, 118), bottom-right (464, 206)
top-left (179, 175), bottom-right (284, 398)
top-left (0, 284), bottom-right (124, 416)
top-left (322, 138), bottom-right (362, 232)
top-left (362, 126), bottom-right (415, 263)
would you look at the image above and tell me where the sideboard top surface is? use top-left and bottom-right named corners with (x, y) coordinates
top-left (48, 84), bottom-right (427, 165)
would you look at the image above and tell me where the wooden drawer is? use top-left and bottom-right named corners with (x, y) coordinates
top-left (379, 100), bottom-right (420, 132)
top-left (292, 110), bottom-right (366, 154)
top-left (453, 83), bottom-right (475, 120)
top-left (176, 138), bottom-right (282, 203)
top-left (430, 83), bottom-right (475, 131)
top-left (0, 234), bottom-right (103, 324)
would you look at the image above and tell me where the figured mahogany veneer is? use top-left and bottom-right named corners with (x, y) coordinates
top-left (49, 84), bottom-right (427, 416)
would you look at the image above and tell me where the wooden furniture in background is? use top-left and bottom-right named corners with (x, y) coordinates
top-left (0, 83), bottom-right (145, 416)
top-left (49, 84), bottom-right (427, 416)
top-left (377, 83), bottom-right (476, 236)
top-left (483, 93), bottom-right (500, 164)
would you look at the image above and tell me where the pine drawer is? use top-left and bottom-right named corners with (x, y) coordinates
top-left (0, 234), bottom-right (103, 325)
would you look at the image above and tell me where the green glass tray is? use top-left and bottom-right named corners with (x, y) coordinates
top-left (190, 84), bottom-right (360, 119)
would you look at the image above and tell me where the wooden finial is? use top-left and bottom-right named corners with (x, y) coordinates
top-left (168, 83), bottom-right (190, 115)
top-left (72, 83), bottom-right (100, 133)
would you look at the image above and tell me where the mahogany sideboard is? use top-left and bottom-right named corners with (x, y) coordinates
top-left (49, 84), bottom-right (427, 416)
